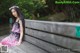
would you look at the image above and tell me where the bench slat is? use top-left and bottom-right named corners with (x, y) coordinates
top-left (25, 19), bottom-right (77, 38)
top-left (24, 35), bottom-right (75, 53)
top-left (8, 41), bottom-right (47, 53)
top-left (25, 28), bottom-right (80, 52)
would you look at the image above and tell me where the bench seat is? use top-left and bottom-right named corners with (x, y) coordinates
top-left (8, 41), bottom-right (47, 53)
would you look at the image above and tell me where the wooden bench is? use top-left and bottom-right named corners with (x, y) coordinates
top-left (1, 19), bottom-right (80, 53)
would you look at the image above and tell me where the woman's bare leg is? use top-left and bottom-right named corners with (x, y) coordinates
top-left (0, 43), bottom-right (2, 48)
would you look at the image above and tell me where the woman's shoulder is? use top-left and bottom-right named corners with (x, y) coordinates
top-left (19, 19), bottom-right (22, 23)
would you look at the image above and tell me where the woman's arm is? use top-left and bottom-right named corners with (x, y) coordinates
top-left (18, 19), bottom-right (24, 45)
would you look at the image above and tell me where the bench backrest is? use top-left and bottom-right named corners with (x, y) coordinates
top-left (24, 19), bottom-right (80, 53)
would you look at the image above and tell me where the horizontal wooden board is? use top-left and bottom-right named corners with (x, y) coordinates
top-left (25, 19), bottom-right (80, 38)
top-left (8, 41), bottom-right (47, 53)
top-left (25, 28), bottom-right (80, 52)
top-left (24, 35), bottom-right (75, 53)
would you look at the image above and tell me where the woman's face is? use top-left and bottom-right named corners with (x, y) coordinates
top-left (11, 9), bottom-right (18, 18)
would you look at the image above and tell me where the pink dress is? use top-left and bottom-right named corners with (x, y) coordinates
top-left (0, 21), bottom-right (20, 47)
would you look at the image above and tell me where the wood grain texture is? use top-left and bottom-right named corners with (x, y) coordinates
top-left (25, 19), bottom-right (80, 38)
top-left (25, 28), bottom-right (80, 52)
top-left (24, 35), bottom-right (75, 53)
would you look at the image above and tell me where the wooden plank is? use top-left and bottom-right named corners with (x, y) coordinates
top-left (25, 19), bottom-right (80, 38)
top-left (25, 28), bottom-right (80, 52)
top-left (17, 41), bottom-right (48, 53)
top-left (8, 41), bottom-right (47, 53)
top-left (24, 35), bottom-right (75, 53)
top-left (8, 46), bottom-right (26, 53)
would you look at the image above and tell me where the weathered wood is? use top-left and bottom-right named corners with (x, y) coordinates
top-left (25, 19), bottom-right (80, 38)
top-left (24, 35), bottom-right (75, 53)
top-left (24, 19), bottom-right (80, 53)
top-left (8, 41), bottom-right (47, 53)
top-left (25, 28), bottom-right (80, 52)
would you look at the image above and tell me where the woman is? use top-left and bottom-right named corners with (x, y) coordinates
top-left (0, 6), bottom-right (25, 47)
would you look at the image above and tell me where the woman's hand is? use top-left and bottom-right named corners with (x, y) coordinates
top-left (16, 40), bottom-right (22, 46)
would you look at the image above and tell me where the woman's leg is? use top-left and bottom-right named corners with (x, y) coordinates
top-left (0, 43), bottom-right (2, 48)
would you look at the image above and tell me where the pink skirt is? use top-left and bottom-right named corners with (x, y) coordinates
top-left (0, 33), bottom-right (19, 47)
